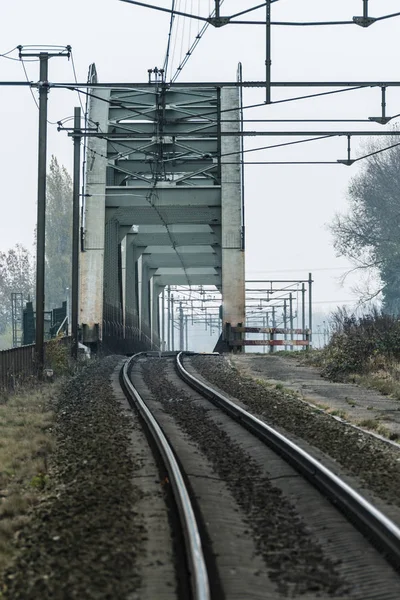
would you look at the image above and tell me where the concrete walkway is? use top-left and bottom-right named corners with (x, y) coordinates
top-left (230, 354), bottom-right (400, 439)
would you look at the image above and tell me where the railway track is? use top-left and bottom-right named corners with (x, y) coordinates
top-left (121, 351), bottom-right (400, 600)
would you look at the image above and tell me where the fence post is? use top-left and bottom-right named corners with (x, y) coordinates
top-left (270, 328), bottom-right (275, 353)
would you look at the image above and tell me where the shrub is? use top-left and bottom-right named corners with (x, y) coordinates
top-left (320, 307), bottom-right (400, 381)
top-left (45, 337), bottom-right (71, 375)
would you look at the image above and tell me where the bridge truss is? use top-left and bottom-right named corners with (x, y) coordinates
top-left (80, 67), bottom-right (245, 350)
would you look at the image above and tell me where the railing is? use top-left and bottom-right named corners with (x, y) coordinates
top-left (226, 325), bottom-right (311, 351)
top-left (0, 337), bottom-right (72, 392)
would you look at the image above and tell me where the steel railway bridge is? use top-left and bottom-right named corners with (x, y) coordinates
top-left (79, 66), bottom-right (245, 352)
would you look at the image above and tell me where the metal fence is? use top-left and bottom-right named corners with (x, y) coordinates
top-left (0, 337), bottom-right (72, 392)
top-left (226, 325), bottom-right (311, 351)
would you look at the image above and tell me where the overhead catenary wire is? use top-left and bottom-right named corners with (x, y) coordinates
top-left (119, 1), bottom-right (400, 27)
top-left (170, 0), bottom-right (226, 83)
top-left (163, 0), bottom-right (176, 77)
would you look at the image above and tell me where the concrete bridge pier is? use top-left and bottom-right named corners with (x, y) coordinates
top-left (220, 88), bottom-right (245, 345)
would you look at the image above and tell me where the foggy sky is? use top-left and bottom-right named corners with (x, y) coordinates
top-left (1, 0), bottom-right (400, 313)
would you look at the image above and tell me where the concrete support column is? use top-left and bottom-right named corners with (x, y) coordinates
top-left (122, 235), bottom-right (142, 330)
top-left (151, 279), bottom-right (161, 347)
top-left (220, 87), bottom-right (246, 341)
top-left (140, 260), bottom-right (156, 340)
top-left (80, 89), bottom-right (110, 344)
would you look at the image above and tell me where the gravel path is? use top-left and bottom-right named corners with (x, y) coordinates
top-left (189, 354), bottom-right (400, 514)
top-left (2, 357), bottom-right (145, 600)
top-left (233, 354), bottom-right (400, 438)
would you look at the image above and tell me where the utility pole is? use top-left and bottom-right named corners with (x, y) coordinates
top-left (167, 286), bottom-right (171, 350)
top-left (161, 288), bottom-right (165, 351)
top-left (301, 282), bottom-right (306, 350)
top-left (308, 272), bottom-right (313, 347)
top-left (262, 315), bottom-right (266, 354)
top-left (271, 306), bottom-right (276, 353)
top-left (266, 0), bottom-right (272, 103)
top-left (171, 294), bottom-right (175, 351)
top-left (289, 292), bottom-right (294, 351)
top-left (179, 301), bottom-right (184, 351)
top-left (71, 107), bottom-right (81, 359)
top-left (283, 299), bottom-right (288, 350)
top-left (185, 314), bottom-right (188, 351)
top-left (18, 46), bottom-right (70, 376)
top-left (34, 53), bottom-right (49, 375)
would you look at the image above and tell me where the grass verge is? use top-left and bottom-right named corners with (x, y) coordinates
top-left (0, 383), bottom-right (57, 589)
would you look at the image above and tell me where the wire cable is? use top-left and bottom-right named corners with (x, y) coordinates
top-left (170, 0), bottom-right (226, 83)
top-left (20, 58), bottom-right (61, 125)
top-left (70, 51), bottom-right (86, 115)
top-left (163, 0), bottom-right (176, 77)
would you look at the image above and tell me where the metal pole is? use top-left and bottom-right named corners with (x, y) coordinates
top-left (179, 301), bottom-right (184, 351)
top-left (71, 107), bottom-right (81, 360)
top-left (35, 54), bottom-right (49, 375)
top-left (185, 314), bottom-right (188, 351)
top-left (263, 315), bottom-right (266, 354)
top-left (167, 286), bottom-right (171, 351)
top-left (301, 282), bottom-right (306, 351)
top-left (381, 86), bottom-right (387, 121)
top-left (289, 292), bottom-right (294, 351)
top-left (171, 295), bottom-right (175, 351)
top-left (215, 0), bottom-right (220, 19)
top-left (363, 0), bottom-right (368, 19)
top-left (266, 0), bottom-right (271, 104)
top-left (308, 272), bottom-right (313, 347)
top-left (161, 288), bottom-right (165, 351)
top-left (271, 306), bottom-right (276, 353)
top-left (238, 62), bottom-right (245, 250)
top-left (283, 299), bottom-right (287, 350)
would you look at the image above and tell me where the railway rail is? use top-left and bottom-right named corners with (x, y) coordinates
top-left (121, 351), bottom-right (400, 599)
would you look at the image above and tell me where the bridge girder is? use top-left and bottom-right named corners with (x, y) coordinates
top-left (80, 73), bottom-right (245, 348)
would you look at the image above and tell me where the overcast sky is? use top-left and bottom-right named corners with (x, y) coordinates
top-left (1, 0), bottom-right (400, 313)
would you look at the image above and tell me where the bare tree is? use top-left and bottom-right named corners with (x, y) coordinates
top-left (331, 135), bottom-right (400, 312)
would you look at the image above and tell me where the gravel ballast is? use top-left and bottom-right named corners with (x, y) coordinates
top-left (2, 357), bottom-right (145, 600)
top-left (140, 357), bottom-right (350, 598)
top-left (190, 354), bottom-right (400, 511)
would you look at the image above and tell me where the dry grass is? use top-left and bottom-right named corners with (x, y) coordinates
top-left (0, 384), bottom-right (57, 584)
top-left (356, 417), bottom-right (399, 440)
top-left (354, 368), bottom-right (400, 400)
top-left (326, 408), bottom-right (348, 419)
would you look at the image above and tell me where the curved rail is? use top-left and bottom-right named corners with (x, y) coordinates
top-left (122, 355), bottom-right (211, 600)
top-left (176, 352), bottom-right (400, 570)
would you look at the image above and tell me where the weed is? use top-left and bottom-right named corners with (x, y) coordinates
top-left (357, 418), bottom-right (380, 430)
top-left (275, 383), bottom-right (284, 390)
top-left (45, 337), bottom-right (72, 375)
top-left (376, 424), bottom-right (393, 439)
top-left (30, 472), bottom-right (48, 490)
top-left (327, 409), bottom-right (348, 419)
top-left (345, 397), bottom-right (358, 407)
